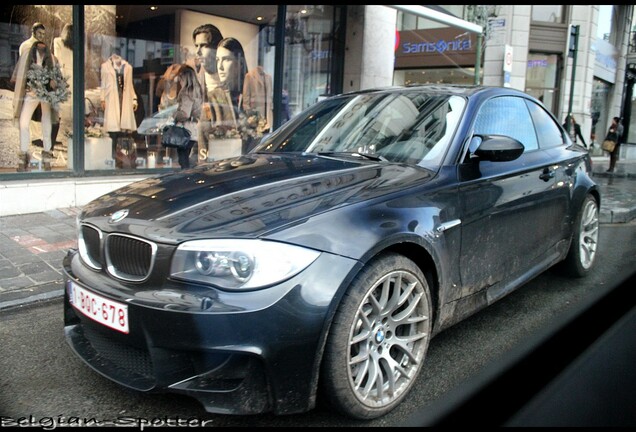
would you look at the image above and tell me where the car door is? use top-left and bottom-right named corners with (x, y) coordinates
top-left (457, 95), bottom-right (568, 301)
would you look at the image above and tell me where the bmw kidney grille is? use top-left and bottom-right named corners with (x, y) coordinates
top-left (79, 224), bottom-right (157, 282)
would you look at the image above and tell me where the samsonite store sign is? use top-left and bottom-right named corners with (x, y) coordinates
top-left (395, 28), bottom-right (477, 68)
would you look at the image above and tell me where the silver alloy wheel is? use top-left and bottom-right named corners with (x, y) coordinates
top-left (578, 197), bottom-right (599, 269)
top-left (347, 269), bottom-right (430, 408)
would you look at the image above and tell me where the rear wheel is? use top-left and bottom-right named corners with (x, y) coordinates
top-left (560, 194), bottom-right (599, 277)
top-left (321, 253), bottom-right (432, 419)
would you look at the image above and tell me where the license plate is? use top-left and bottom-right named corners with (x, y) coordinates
top-left (68, 281), bottom-right (129, 334)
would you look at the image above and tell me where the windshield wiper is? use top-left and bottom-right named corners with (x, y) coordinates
top-left (316, 151), bottom-right (388, 162)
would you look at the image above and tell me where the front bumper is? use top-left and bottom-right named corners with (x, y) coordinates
top-left (62, 249), bottom-right (358, 415)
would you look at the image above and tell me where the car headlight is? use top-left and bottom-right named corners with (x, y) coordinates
top-left (170, 239), bottom-right (320, 290)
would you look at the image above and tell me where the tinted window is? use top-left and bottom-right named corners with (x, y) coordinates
top-left (256, 92), bottom-right (466, 170)
top-left (525, 100), bottom-right (565, 148)
top-left (473, 96), bottom-right (538, 151)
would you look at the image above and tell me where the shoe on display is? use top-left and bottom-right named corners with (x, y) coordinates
top-left (16, 151), bottom-right (29, 172)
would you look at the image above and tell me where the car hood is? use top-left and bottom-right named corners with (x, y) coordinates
top-left (81, 153), bottom-right (433, 242)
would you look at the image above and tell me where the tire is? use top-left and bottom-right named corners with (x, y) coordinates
top-left (321, 253), bottom-right (433, 419)
top-left (560, 194), bottom-right (599, 277)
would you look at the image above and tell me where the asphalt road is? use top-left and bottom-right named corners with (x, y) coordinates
top-left (1, 222), bottom-right (635, 427)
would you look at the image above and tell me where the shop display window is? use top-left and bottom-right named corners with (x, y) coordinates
top-left (524, 53), bottom-right (561, 116)
top-left (0, 5), bottom-right (341, 175)
top-left (0, 6), bottom-right (74, 173)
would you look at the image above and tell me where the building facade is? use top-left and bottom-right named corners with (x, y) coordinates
top-left (0, 5), bottom-right (633, 215)
top-left (383, 5), bottom-right (634, 152)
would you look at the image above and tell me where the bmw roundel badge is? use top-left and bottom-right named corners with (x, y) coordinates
top-left (109, 209), bottom-right (129, 224)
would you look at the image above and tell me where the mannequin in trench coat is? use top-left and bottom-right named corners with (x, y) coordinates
top-left (100, 54), bottom-right (138, 134)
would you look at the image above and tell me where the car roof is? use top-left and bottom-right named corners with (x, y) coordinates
top-left (340, 84), bottom-right (530, 99)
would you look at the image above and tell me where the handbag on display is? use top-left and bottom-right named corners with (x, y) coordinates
top-left (115, 136), bottom-right (137, 169)
top-left (161, 124), bottom-right (191, 149)
top-left (602, 139), bottom-right (616, 153)
top-left (84, 98), bottom-right (104, 127)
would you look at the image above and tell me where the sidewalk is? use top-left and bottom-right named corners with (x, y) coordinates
top-left (1, 154), bottom-right (635, 312)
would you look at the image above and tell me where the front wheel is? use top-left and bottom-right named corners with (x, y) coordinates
top-left (320, 253), bottom-right (433, 419)
top-left (559, 194), bottom-right (599, 277)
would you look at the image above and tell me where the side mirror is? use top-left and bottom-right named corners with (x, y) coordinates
top-left (473, 134), bottom-right (524, 162)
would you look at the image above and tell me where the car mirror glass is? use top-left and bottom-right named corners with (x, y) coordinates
top-left (468, 136), bottom-right (482, 159)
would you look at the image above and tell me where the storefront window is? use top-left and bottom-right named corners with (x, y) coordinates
top-left (0, 5), bottom-right (74, 174)
top-left (1, 5), bottom-right (342, 176)
top-left (531, 6), bottom-right (564, 24)
top-left (84, 5), bottom-right (280, 170)
top-left (393, 9), bottom-right (478, 87)
top-left (282, 5), bottom-right (337, 119)
top-left (591, 78), bottom-right (611, 144)
top-left (524, 53), bottom-right (560, 115)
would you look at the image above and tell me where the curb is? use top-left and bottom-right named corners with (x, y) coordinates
top-left (0, 286), bottom-right (64, 312)
top-left (600, 207), bottom-right (636, 224)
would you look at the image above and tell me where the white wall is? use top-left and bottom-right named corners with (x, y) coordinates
top-left (0, 176), bottom-right (148, 217)
top-left (343, 5), bottom-right (396, 92)
top-left (360, 6), bottom-right (397, 90)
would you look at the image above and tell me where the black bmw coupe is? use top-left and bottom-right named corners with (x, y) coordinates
top-left (63, 85), bottom-right (599, 419)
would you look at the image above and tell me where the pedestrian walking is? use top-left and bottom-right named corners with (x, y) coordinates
top-left (563, 114), bottom-right (586, 148)
top-left (170, 64), bottom-right (203, 169)
top-left (605, 116), bottom-right (623, 173)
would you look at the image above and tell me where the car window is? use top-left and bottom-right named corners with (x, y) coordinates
top-left (525, 99), bottom-right (565, 148)
top-left (473, 96), bottom-right (538, 151)
top-left (257, 92), bottom-right (466, 170)
top-left (274, 97), bottom-right (353, 152)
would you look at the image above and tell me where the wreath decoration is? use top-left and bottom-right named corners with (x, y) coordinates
top-left (26, 64), bottom-right (70, 111)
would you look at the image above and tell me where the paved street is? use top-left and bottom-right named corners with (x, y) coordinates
top-left (1, 223), bottom-right (634, 426)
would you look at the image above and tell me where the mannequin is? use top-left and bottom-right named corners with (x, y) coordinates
top-left (242, 65), bottom-right (273, 132)
top-left (53, 24), bottom-right (73, 141)
top-left (11, 23), bottom-right (45, 171)
top-left (100, 52), bottom-right (138, 161)
top-left (11, 22), bottom-right (46, 84)
top-left (12, 39), bottom-right (62, 171)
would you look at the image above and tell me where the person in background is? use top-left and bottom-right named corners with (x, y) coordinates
top-left (170, 64), bottom-right (202, 169)
top-left (606, 116), bottom-right (623, 173)
top-left (156, 63), bottom-right (185, 111)
top-left (280, 87), bottom-right (291, 123)
top-left (563, 114), bottom-right (586, 148)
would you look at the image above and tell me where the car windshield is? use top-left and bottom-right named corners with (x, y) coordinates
top-left (254, 91), bottom-right (466, 169)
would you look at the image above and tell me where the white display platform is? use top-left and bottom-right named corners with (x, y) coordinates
top-left (207, 138), bottom-right (242, 161)
top-left (67, 137), bottom-right (114, 170)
